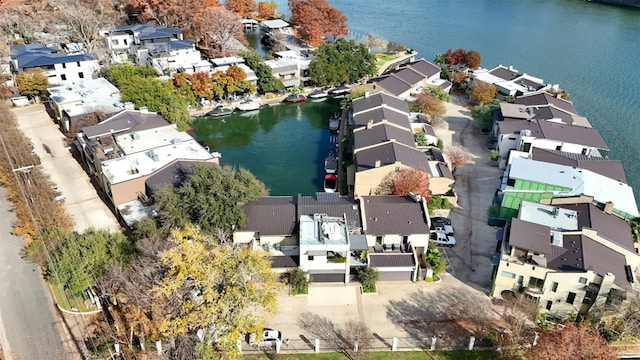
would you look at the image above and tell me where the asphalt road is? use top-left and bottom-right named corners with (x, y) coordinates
top-left (0, 186), bottom-right (71, 359)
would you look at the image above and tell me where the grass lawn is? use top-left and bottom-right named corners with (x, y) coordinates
top-left (243, 350), bottom-right (499, 360)
top-left (50, 282), bottom-right (94, 312)
top-left (375, 53), bottom-right (400, 63)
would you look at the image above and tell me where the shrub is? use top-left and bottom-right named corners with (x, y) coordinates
top-left (287, 268), bottom-right (309, 295)
top-left (358, 267), bottom-right (379, 293)
top-left (414, 132), bottom-right (429, 146)
top-left (437, 139), bottom-right (444, 150)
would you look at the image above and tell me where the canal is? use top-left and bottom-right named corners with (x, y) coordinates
top-left (192, 99), bottom-right (341, 195)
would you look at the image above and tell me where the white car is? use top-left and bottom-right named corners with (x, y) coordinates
top-left (429, 231), bottom-right (456, 247)
top-left (250, 328), bottom-right (283, 349)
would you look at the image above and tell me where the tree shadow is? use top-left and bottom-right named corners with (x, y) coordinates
top-left (385, 287), bottom-right (496, 349)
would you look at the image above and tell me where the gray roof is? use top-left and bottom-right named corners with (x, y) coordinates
top-left (241, 196), bottom-right (297, 236)
top-left (82, 110), bottom-right (168, 139)
top-left (361, 195), bottom-right (429, 235)
top-left (405, 59), bottom-right (440, 78)
top-left (424, 147), bottom-right (445, 162)
top-left (531, 148), bottom-right (627, 184)
top-left (145, 160), bottom-right (213, 190)
top-left (356, 142), bottom-right (431, 173)
top-left (490, 66), bottom-right (522, 81)
top-left (146, 39), bottom-right (194, 52)
top-left (394, 68), bottom-right (425, 86)
top-left (436, 163), bottom-right (454, 179)
top-left (269, 255), bottom-right (298, 268)
top-left (353, 106), bottom-right (411, 130)
top-left (508, 218), bottom-right (552, 255)
top-left (497, 119), bottom-right (543, 137)
top-left (106, 24), bottom-right (182, 40)
top-left (353, 123), bottom-right (414, 150)
top-left (297, 193), bottom-right (362, 228)
top-left (352, 92), bottom-right (409, 114)
top-left (538, 120), bottom-right (609, 150)
top-left (581, 235), bottom-right (631, 288)
top-left (515, 92), bottom-right (577, 115)
top-left (377, 75), bottom-right (412, 97)
top-left (369, 253), bottom-right (415, 267)
top-left (11, 44), bottom-right (97, 70)
top-left (516, 77), bottom-right (546, 91)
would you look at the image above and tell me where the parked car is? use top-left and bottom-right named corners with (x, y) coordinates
top-left (429, 231), bottom-right (456, 247)
top-left (430, 217), bottom-right (454, 235)
top-left (249, 328), bottom-right (283, 349)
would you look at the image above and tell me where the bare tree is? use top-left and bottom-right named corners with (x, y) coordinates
top-left (57, 2), bottom-right (112, 56)
top-left (444, 145), bottom-right (471, 174)
top-left (193, 6), bottom-right (246, 57)
top-left (495, 293), bottom-right (538, 357)
top-left (360, 34), bottom-right (387, 52)
top-left (298, 313), bottom-right (372, 360)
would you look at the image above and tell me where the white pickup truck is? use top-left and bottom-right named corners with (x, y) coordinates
top-left (429, 231), bottom-right (456, 247)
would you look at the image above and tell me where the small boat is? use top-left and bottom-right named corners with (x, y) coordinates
top-left (329, 85), bottom-right (350, 96)
top-left (236, 99), bottom-right (261, 111)
top-left (329, 116), bottom-right (340, 131)
top-left (323, 174), bottom-right (337, 193)
top-left (324, 150), bottom-right (338, 174)
top-left (308, 89), bottom-right (328, 99)
top-left (206, 105), bottom-right (233, 117)
top-left (284, 93), bottom-right (307, 103)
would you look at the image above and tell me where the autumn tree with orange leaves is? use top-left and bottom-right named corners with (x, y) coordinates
top-left (288, 0), bottom-right (348, 47)
top-left (226, 0), bottom-right (256, 17)
top-left (413, 93), bottom-right (445, 120)
top-left (257, 1), bottom-right (276, 19)
top-left (526, 322), bottom-right (616, 360)
top-left (128, 0), bottom-right (220, 33)
top-left (376, 168), bottom-right (431, 200)
top-left (445, 48), bottom-right (466, 65)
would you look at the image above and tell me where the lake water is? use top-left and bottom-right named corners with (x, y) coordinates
top-left (197, 0), bottom-right (640, 198)
top-left (193, 99), bottom-right (341, 195)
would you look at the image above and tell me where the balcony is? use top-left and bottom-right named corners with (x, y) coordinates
top-left (524, 285), bottom-right (543, 298)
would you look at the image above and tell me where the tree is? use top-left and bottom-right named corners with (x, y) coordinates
top-left (154, 225), bottom-right (281, 358)
top-left (257, 1), bottom-right (276, 19)
top-left (357, 267), bottom-right (379, 293)
top-left (445, 48), bottom-right (466, 65)
top-left (100, 64), bottom-right (159, 87)
top-left (194, 6), bottom-right (246, 57)
top-left (360, 33), bottom-right (386, 51)
top-left (527, 322), bottom-right (616, 360)
top-left (127, 0), bottom-right (219, 30)
top-left (423, 86), bottom-right (451, 102)
top-left (58, 2), bottom-right (112, 55)
top-left (469, 80), bottom-right (497, 105)
top-left (471, 100), bottom-right (500, 131)
top-left (14, 69), bottom-right (48, 99)
top-left (288, 0), bottom-right (348, 47)
top-left (240, 49), bottom-right (284, 93)
top-left (464, 50), bottom-right (482, 69)
top-left (48, 228), bottom-right (134, 297)
top-left (308, 39), bottom-right (376, 87)
top-left (426, 242), bottom-right (447, 277)
top-left (376, 167), bottom-right (431, 200)
top-left (153, 164), bottom-right (267, 235)
top-left (413, 93), bottom-right (446, 119)
top-left (631, 218), bottom-right (640, 243)
top-left (433, 53), bottom-right (447, 66)
top-left (450, 71), bottom-right (468, 90)
top-left (445, 146), bottom-right (471, 174)
top-left (414, 132), bottom-right (429, 146)
top-left (226, 0), bottom-right (256, 17)
top-left (286, 268), bottom-right (309, 295)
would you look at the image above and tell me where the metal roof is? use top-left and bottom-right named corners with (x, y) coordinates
top-left (531, 148), bottom-right (627, 184)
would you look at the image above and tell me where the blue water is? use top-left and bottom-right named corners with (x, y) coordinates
top-left (268, 0), bottom-right (640, 199)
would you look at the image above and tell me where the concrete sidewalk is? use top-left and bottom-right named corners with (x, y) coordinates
top-left (12, 104), bottom-right (120, 232)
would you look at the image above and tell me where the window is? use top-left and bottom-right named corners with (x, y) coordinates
top-left (522, 142), bottom-right (531, 152)
top-left (62, 63), bottom-right (66, 69)
top-left (402, 236), bottom-right (409, 245)
top-left (60, 74), bottom-right (67, 81)
top-left (508, 137), bottom-right (516, 141)
top-left (308, 256), bottom-right (314, 261)
top-left (112, 39), bottom-right (119, 45)
top-left (500, 271), bottom-right (516, 279)
top-left (551, 282), bottom-right (558, 293)
top-left (545, 301), bottom-right (552, 311)
top-left (579, 277), bottom-right (588, 284)
top-left (78, 72), bottom-right (84, 79)
top-left (566, 292), bottom-right (576, 304)
top-left (581, 148), bottom-right (588, 155)
top-left (506, 178), bottom-right (516, 187)
top-left (76, 61), bottom-right (81, 66)
top-left (556, 145), bottom-right (562, 151)
top-left (375, 236), bottom-right (383, 245)
top-left (529, 277), bottom-right (544, 289)
top-left (124, 39), bottom-right (128, 45)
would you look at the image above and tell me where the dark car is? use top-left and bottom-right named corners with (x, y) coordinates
top-left (431, 217), bottom-right (451, 225)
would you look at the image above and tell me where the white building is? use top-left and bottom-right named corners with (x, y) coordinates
top-left (10, 44), bottom-right (100, 85)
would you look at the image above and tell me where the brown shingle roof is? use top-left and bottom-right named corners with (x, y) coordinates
top-left (377, 75), bottom-right (412, 97)
top-left (508, 218), bottom-right (552, 255)
top-left (406, 59), bottom-right (440, 78)
top-left (538, 120), bottom-right (609, 150)
top-left (355, 142), bottom-right (431, 173)
top-left (297, 193), bottom-right (362, 228)
top-left (531, 148), bottom-right (627, 184)
top-left (490, 66), bottom-right (522, 81)
top-left (394, 68), bottom-right (425, 86)
top-left (369, 253), bottom-right (415, 267)
top-left (361, 195), bottom-right (429, 235)
top-left (352, 92), bottom-right (409, 114)
top-left (353, 107), bottom-right (411, 130)
top-left (241, 196), bottom-right (296, 235)
top-left (83, 110), bottom-right (168, 139)
top-left (581, 235), bottom-right (631, 288)
top-left (353, 123), bottom-right (414, 150)
top-left (269, 255), bottom-right (299, 268)
top-left (515, 92), bottom-right (578, 115)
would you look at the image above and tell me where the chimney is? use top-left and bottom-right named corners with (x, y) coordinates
top-left (389, 138), bottom-right (396, 143)
top-left (366, 120), bottom-right (374, 129)
top-left (604, 201), bottom-right (614, 214)
top-left (374, 159), bottom-right (381, 168)
top-left (139, 106), bottom-right (148, 113)
top-left (364, 91), bottom-right (370, 98)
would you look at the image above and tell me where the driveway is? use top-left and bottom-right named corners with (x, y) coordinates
top-left (12, 105), bottom-right (120, 232)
